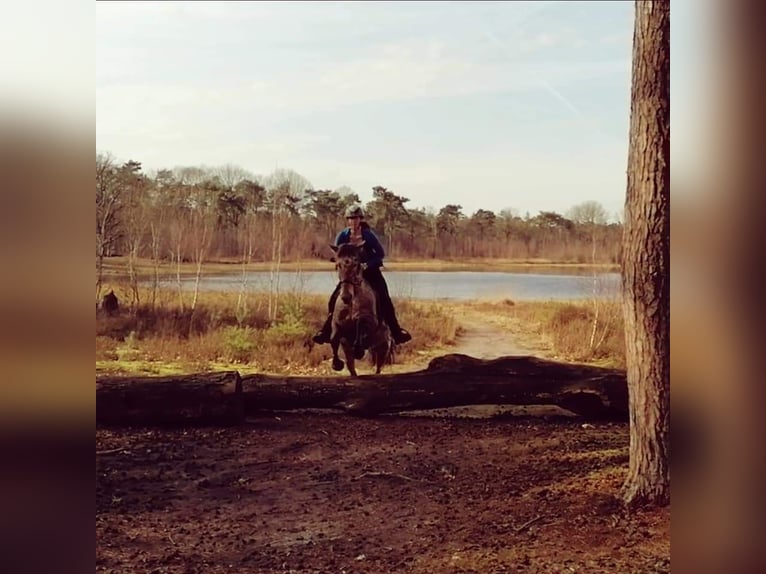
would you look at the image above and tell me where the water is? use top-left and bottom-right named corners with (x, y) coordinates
top-left (164, 270), bottom-right (620, 301)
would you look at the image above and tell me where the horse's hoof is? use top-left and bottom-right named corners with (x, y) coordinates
top-left (332, 358), bottom-right (344, 371)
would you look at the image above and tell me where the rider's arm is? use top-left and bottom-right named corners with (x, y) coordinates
top-left (363, 228), bottom-right (385, 268)
top-left (334, 229), bottom-right (348, 247)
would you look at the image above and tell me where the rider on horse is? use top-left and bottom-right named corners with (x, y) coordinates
top-left (312, 204), bottom-right (412, 346)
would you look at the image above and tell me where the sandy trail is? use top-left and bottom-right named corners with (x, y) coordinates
top-left (451, 311), bottom-right (530, 358)
top-left (448, 308), bottom-right (549, 360)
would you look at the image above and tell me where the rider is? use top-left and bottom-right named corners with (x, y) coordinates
top-left (312, 204), bottom-right (412, 346)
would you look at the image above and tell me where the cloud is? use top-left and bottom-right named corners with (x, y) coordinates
top-left (96, 2), bottom-right (633, 217)
top-left (98, 32), bottom-right (624, 137)
top-left (249, 41), bottom-right (622, 114)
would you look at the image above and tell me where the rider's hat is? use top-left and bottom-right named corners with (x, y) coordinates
top-left (345, 204), bottom-right (365, 219)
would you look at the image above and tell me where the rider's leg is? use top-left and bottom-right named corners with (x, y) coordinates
top-left (313, 284), bottom-right (341, 344)
top-left (363, 267), bottom-right (411, 344)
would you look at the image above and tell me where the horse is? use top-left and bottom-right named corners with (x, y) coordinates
top-left (328, 242), bottom-right (393, 377)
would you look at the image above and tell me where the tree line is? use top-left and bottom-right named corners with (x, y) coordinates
top-left (96, 153), bottom-right (621, 296)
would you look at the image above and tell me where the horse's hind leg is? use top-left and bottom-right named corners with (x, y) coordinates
top-left (374, 348), bottom-right (384, 374)
top-left (373, 342), bottom-right (390, 374)
top-left (353, 319), bottom-right (368, 360)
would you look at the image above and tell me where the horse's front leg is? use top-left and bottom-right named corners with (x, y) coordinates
top-left (330, 331), bottom-right (344, 372)
top-left (341, 340), bottom-right (357, 377)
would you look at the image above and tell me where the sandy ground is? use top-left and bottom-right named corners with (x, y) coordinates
top-left (450, 310), bottom-right (542, 359)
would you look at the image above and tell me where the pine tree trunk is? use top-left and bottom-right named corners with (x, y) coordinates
top-left (621, 0), bottom-right (670, 507)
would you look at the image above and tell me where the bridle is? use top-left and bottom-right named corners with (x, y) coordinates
top-left (337, 259), bottom-right (363, 288)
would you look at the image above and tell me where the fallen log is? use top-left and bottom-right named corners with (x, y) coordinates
top-left (95, 355), bottom-right (627, 426)
top-left (96, 371), bottom-right (243, 426)
top-left (241, 354), bottom-right (627, 420)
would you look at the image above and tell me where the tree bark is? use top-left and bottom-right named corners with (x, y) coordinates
top-left (96, 371), bottom-right (243, 426)
top-left (243, 354), bottom-right (627, 419)
top-left (621, 0), bottom-right (670, 507)
top-left (96, 355), bottom-right (628, 426)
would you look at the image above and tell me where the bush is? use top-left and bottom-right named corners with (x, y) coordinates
top-left (222, 326), bottom-right (257, 363)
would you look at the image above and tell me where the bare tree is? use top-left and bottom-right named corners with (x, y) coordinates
top-left (568, 201), bottom-right (614, 352)
top-left (211, 163), bottom-right (255, 189)
top-left (96, 153), bottom-right (123, 300)
top-left (621, 0), bottom-right (670, 507)
top-left (267, 183), bottom-right (289, 322)
top-left (234, 180), bottom-right (266, 323)
top-left (568, 200), bottom-right (609, 227)
top-left (188, 179), bottom-right (219, 327)
top-left (147, 169), bottom-right (174, 308)
top-left (120, 160), bottom-right (149, 308)
top-left (262, 169), bottom-right (311, 322)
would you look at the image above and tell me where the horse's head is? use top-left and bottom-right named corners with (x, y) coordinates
top-left (330, 242), bottom-right (365, 305)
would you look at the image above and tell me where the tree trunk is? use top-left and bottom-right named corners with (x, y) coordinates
top-left (243, 354), bottom-right (627, 419)
top-left (96, 371), bottom-right (243, 426)
top-left (96, 355), bottom-right (628, 426)
top-left (620, 0), bottom-right (670, 507)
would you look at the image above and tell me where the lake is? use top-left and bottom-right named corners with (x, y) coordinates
top-left (165, 270), bottom-right (621, 301)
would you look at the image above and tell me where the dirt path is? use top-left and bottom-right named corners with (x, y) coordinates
top-left (451, 310), bottom-right (534, 358)
top-left (448, 308), bottom-right (551, 360)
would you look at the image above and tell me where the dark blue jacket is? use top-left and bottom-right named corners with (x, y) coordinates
top-left (335, 226), bottom-right (385, 269)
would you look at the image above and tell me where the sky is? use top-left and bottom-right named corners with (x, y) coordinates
top-left (97, 1), bottom-right (694, 220)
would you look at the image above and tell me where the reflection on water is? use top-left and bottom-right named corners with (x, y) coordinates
top-left (164, 270), bottom-right (621, 301)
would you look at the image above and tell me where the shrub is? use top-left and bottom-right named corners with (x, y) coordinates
top-left (222, 326), bottom-right (257, 363)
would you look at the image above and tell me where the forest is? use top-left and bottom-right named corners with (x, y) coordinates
top-left (96, 153), bottom-right (621, 297)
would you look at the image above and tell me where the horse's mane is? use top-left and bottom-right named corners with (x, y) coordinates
top-left (336, 242), bottom-right (363, 259)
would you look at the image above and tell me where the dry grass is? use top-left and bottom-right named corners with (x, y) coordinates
top-left (464, 299), bottom-right (625, 368)
top-left (533, 301), bottom-right (624, 367)
top-left (96, 283), bottom-right (459, 376)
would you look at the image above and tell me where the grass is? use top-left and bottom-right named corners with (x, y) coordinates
top-left (96, 292), bottom-right (623, 376)
top-left (97, 258), bottom-right (625, 375)
top-left (96, 284), bottom-right (460, 376)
